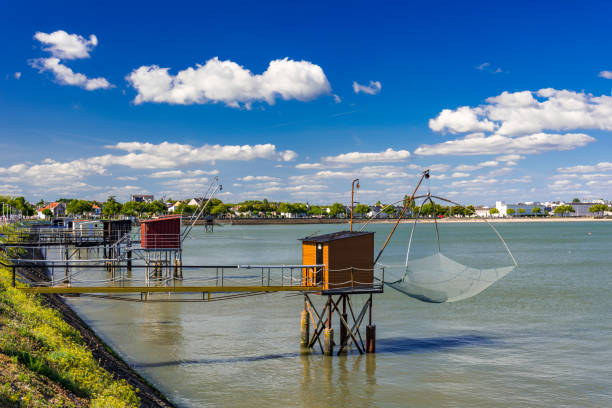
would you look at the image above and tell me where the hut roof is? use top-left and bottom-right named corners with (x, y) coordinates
top-left (300, 230), bottom-right (373, 243)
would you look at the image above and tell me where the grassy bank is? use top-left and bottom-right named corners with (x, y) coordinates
top-left (0, 237), bottom-right (140, 407)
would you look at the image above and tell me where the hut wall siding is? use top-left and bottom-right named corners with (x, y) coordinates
top-left (141, 216), bottom-right (181, 249)
top-left (328, 235), bottom-right (374, 289)
top-left (302, 243), bottom-right (317, 286)
top-left (301, 232), bottom-right (374, 290)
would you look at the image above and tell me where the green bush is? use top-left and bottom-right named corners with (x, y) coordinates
top-left (0, 238), bottom-right (140, 407)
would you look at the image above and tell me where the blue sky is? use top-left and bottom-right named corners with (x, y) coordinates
top-left (3, 1), bottom-right (612, 205)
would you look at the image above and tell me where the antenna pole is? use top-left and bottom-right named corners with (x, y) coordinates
top-left (373, 169), bottom-right (429, 265)
top-left (350, 179), bottom-right (359, 232)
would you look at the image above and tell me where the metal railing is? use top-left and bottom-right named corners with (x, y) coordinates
top-left (8, 260), bottom-right (327, 290)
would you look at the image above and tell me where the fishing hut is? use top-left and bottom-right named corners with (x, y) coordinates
top-left (299, 230), bottom-right (382, 356)
top-left (101, 219), bottom-right (133, 271)
top-left (139, 215), bottom-right (183, 281)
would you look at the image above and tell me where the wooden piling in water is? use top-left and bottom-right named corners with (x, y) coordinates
top-left (323, 328), bottom-right (334, 356)
top-left (300, 308), bottom-right (310, 350)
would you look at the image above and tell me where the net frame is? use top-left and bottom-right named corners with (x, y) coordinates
top-left (391, 194), bottom-right (518, 303)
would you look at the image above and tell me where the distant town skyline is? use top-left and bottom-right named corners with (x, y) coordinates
top-left (3, 1), bottom-right (612, 205)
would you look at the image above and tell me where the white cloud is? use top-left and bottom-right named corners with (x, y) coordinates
top-left (238, 175), bottom-right (281, 182)
top-left (31, 30), bottom-right (112, 91)
top-left (94, 141), bottom-right (297, 168)
top-left (599, 71), bottom-right (612, 79)
top-left (496, 154), bottom-right (524, 162)
top-left (148, 169), bottom-right (219, 178)
top-left (323, 148), bottom-right (410, 163)
top-left (557, 162), bottom-right (612, 173)
top-left (126, 57), bottom-right (331, 108)
top-left (279, 150), bottom-right (298, 161)
top-left (415, 132), bottom-right (595, 156)
top-left (352, 80), bottom-right (381, 95)
top-left (487, 167), bottom-right (514, 177)
top-left (30, 57), bottom-right (112, 90)
top-left (548, 179), bottom-right (582, 191)
top-left (451, 176), bottom-right (498, 187)
top-left (295, 163), bottom-right (322, 169)
top-left (358, 165), bottom-right (409, 179)
top-left (451, 172), bottom-right (470, 178)
top-left (430, 88), bottom-right (612, 136)
top-left (34, 30), bottom-right (98, 60)
top-left (116, 176), bottom-right (138, 181)
top-left (0, 158), bottom-right (106, 186)
top-left (475, 62), bottom-right (506, 74)
top-left (14, 72), bottom-right (21, 79)
top-left (314, 170), bottom-right (354, 178)
top-left (504, 176), bottom-right (532, 183)
top-left (404, 164), bottom-right (450, 177)
top-left (429, 106), bottom-right (496, 134)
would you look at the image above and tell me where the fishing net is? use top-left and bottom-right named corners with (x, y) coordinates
top-left (384, 194), bottom-right (517, 303)
top-left (387, 252), bottom-right (515, 303)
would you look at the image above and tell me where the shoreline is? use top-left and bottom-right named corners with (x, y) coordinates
top-left (207, 217), bottom-right (612, 225)
top-left (19, 247), bottom-right (175, 408)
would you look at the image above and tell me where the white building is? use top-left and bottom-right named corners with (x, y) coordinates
top-left (495, 201), bottom-right (542, 216)
top-left (187, 198), bottom-right (205, 207)
top-left (474, 206), bottom-right (492, 217)
top-left (167, 201), bottom-right (182, 213)
top-left (550, 202), bottom-right (604, 217)
top-left (131, 194), bottom-right (154, 203)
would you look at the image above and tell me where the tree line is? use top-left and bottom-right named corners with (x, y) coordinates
top-left (2, 195), bottom-right (611, 219)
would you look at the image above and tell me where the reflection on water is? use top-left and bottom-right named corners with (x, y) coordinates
top-left (60, 222), bottom-right (612, 407)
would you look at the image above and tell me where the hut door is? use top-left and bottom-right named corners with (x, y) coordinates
top-left (316, 244), bottom-right (323, 285)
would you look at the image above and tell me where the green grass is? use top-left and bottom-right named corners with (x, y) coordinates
top-left (0, 225), bottom-right (140, 407)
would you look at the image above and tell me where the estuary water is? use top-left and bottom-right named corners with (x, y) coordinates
top-left (63, 222), bottom-right (612, 407)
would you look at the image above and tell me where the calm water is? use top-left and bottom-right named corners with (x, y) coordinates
top-left (62, 222), bottom-right (612, 407)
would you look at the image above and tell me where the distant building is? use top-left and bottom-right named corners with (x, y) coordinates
top-left (474, 206), bottom-right (492, 217)
top-left (131, 194), bottom-right (154, 203)
top-left (366, 206), bottom-right (389, 219)
top-left (187, 198), bottom-right (205, 207)
top-left (550, 202), bottom-right (602, 217)
top-left (167, 201), bottom-right (182, 213)
top-left (37, 202), bottom-right (66, 219)
top-left (495, 201), bottom-right (540, 216)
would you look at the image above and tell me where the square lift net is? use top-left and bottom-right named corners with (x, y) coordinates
top-left (364, 195), bottom-right (518, 303)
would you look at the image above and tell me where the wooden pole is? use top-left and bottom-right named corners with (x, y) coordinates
top-left (374, 169), bottom-right (429, 265)
top-left (340, 295), bottom-right (348, 352)
top-left (300, 297), bottom-right (310, 350)
top-left (324, 295), bottom-right (334, 356)
top-left (366, 294), bottom-right (376, 353)
top-left (350, 179), bottom-right (360, 232)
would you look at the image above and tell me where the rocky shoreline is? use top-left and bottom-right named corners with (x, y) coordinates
top-left (18, 247), bottom-right (175, 408)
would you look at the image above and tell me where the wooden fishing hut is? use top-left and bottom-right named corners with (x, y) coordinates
top-left (102, 219), bottom-right (132, 246)
top-left (101, 219), bottom-right (133, 272)
top-left (299, 230), bottom-right (381, 356)
top-left (140, 215), bottom-right (182, 281)
top-left (301, 231), bottom-right (374, 290)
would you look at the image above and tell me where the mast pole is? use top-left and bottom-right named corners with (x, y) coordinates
top-left (373, 169), bottom-right (429, 265)
top-left (350, 179), bottom-right (360, 232)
